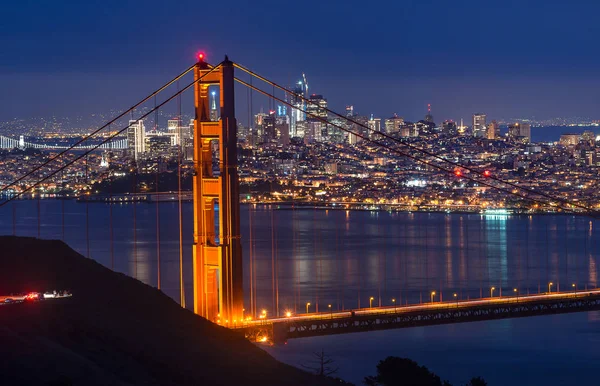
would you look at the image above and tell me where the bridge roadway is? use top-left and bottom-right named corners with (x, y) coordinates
top-left (232, 289), bottom-right (600, 344)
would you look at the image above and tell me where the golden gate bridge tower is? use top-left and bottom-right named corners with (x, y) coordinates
top-left (192, 55), bottom-right (243, 324)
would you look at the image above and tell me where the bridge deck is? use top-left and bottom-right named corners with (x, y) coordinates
top-left (233, 289), bottom-right (600, 344)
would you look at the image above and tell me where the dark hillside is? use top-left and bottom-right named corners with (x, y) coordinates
top-left (0, 236), bottom-right (334, 386)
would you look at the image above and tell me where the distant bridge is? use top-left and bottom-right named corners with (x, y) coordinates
top-left (0, 135), bottom-right (128, 150)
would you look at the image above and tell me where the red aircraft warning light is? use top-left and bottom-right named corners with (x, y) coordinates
top-left (197, 52), bottom-right (205, 62)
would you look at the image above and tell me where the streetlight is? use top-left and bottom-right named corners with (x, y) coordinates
top-left (392, 298), bottom-right (396, 313)
top-left (285, 311), bottom-right (292, 318)
top-left (572, 283), bottom-right (577, 295)
top-left (548, 282), bottom-right (553, 293)
top-left (490, 287), bottom-right (495, 298)
top-left (260, 309), bottom-right (267, 320)
top-left (453, 293), bottom-right (458, 307)
top-left (513, 288), bottom-right (518, 302)
top-left (370, 297), bottom-right (374, 308)
top-left (430, 291), bottom-right (436, 303)
top-left (306, 302), bottom-right (311, 314)
top-left (328, 304), bottom-right (332, 319)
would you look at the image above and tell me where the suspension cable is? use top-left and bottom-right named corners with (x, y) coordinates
top-left (233, 62), bottom-right (598, 217)
top-left (0, 62), bottom-right (224, 209)
top-left (233, 75), bottom-right (598, 218)
top-left (0, 64), bottom-right (197, 194)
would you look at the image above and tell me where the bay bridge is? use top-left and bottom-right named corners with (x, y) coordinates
top-left (0, 134), bottom-right (127, 150)
top-left (1, 54), bottom-right (599, 345)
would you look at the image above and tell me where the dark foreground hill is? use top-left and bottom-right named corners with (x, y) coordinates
top-left (0, 236), bottom-right (336, 386)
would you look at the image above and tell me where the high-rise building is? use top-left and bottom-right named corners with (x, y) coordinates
top-left (508, 122), bottom-right (531, 143)
top-left (127, 119), bottom-right (146, 161)
top-left (289, 76), bottom-right (308, 137)
top-left (486, 120), bottom-right (500, 140)
top-left (384, 114), bottom-right (404, 134)
top-left (368, 115), bottom-right (381, 139)
top-left (306, 94), bottom-right (328, 122)
top-left (472, 113), bottom-right (486, 138)
top-left (210, 90), bottom-right (219, 122)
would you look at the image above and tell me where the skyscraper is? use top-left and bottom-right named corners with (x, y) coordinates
top-left (210, 90), bottom-right (219, 122)
top-left (306, 94), bottom-right (328, 122)
top-left (384, 114), bottom-right (403, 134)
top-left (127, 119), bottom-right (145, 161)
top-left (472, 113), bottom-right (487, 138)
top-left (486, 120), bottom-right (500, 140)
top-left (289, 76), bottom-right (308, 137)
top-left (368, 115), bottom-right (381, 139)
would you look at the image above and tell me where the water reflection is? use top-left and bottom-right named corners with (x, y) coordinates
top-left (2, 201), bottom-right (600, 319)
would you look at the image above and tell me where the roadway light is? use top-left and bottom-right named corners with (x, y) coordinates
top-left (306, 302), bottom-right (311, 314)
top-left (491, 287), bottom-right (495, 298)
top-left (572, 283), bottom-right (577, 295)
top-left (370, 297), bottom-right (374, 308)
top-left (514, 288), bottom-right (518, 302)
top-left (328, 304), bottom-right (332, 318)
top-left (430, 291), bottom-right (436, 303)
top-left (392, 298), bottom-right (396, 312)
top-left (548, 282), bottom-right (553, 293)
top-left (453, 293), bottom-right (458, 307)
top-left (285, 311), bottom-right (292, 318)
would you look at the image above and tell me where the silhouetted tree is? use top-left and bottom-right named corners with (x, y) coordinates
top-left (465, 376), bottom-right (487, 386)
top-left (302, 349), bottom-right (339, 377)
top-left (363, 357), bottom-right (451, 386)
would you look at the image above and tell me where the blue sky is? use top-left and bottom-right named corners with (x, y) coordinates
top-left (2, 0), bottom-right (599, 122)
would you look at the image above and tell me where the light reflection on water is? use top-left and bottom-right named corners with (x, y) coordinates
top-left (2, 200), bottom-right (600, 384)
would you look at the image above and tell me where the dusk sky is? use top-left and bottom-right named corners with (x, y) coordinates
top-left (2, 0), bottom-right (600, 123)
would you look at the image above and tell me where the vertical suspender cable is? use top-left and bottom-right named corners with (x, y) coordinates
top-left (109, 169), bottom-right (114, 270)
top-left (37, 188), bottom-right (41, 238)
top-left (178, 79), bottom-right (186, 308)
top-left (85, 155), bottom-right (90, 258)
top-left (61, 169), bottom-right (65, 241)
top-left (156, 157), bottom-right (161, 290)
top-left (108, 124), bottom-right (114, 270)
top-left (247, 79), bottom-right (254, 317)
top-left (12, 202), bottom-right (16, 236)
top-left (249, 202), bottom-right (254, 316)
top-left (155, 95), bottom-right (161, 290)
top-left (271, 207), bottom-right (276, 315)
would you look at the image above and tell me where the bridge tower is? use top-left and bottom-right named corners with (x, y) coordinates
top-left (192, 56), bottom-right (243, 324)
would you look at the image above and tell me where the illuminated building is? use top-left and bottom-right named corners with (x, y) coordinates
top-left (127, 119), bottom-right (146, 161)
top-left (508, 123), bottom-right (531, 143)
top-left (368, 115), bottom-right (381, 139)
top-left (472, 113), bottom-right (487, 138)
top-left (306, 94), bottom-right (328, 122)
top-left (384, 114), bottom-right (403, 134)
top-left (486, 120), bottom-right (500, 140)
top-left (210, 90), bottom-right (219, 122)
top-left (289, 75), bottom-right (308, 137)
top-left (559, 133), bottom-right (580, 146)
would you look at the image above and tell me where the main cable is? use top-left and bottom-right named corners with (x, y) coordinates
top-left (233, 62), bottom-right (598, 216)
top-left (0, 62), bottom-right (224, 208)
top-left (0, 63), bottom-right (197, 194)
